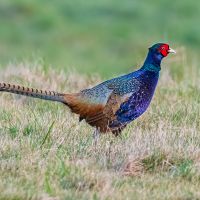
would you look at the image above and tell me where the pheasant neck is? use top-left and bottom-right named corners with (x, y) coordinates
top-left (142, 51), bottom-right (163, 72)
top-left (141, 64), bottom-right (161, 73)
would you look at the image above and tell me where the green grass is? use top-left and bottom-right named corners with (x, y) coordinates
top-left (1, 57), bottom-right (200, 199)
top-left (1, 1), bottom-right (200, 199)
top-left (0, 0), bottom-right (200, 77)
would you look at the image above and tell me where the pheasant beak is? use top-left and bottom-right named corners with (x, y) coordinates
top-left (168, 48), bottom-right (176, 54)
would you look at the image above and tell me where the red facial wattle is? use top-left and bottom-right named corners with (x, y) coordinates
top-left (159, 44), bottom-right (169, 57)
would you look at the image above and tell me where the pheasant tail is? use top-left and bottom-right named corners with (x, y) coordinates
top-left (0, 82), bottom-right (66, 103)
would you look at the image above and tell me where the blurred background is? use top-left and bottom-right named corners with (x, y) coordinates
top-left (0, 0), bottom-right (200, 78)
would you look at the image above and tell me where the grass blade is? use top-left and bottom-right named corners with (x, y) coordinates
top-left (40, 121), bottom-right (55, 148)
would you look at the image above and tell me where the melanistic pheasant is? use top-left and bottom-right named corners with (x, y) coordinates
top-left (0, 43), bottom-right (175, 138)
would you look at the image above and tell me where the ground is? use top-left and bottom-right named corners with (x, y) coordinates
top-left (1, 1), bottom-right (200, 199)
top-left (1, 57), bottom-right (200, 199)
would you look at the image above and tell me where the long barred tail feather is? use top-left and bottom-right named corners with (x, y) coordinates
top-left (0, 82), bottom-right (66, 103)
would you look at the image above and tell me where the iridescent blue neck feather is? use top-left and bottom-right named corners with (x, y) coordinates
top-left (141, 48), bottom-right (163, 72)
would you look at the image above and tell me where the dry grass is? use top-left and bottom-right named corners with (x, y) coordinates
top-left (1, 57), bottom-right (200, 199)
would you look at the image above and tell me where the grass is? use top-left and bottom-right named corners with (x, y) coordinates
top-left (1, 51), bottom-right (200, 199)
top-left (1, 1), bottom-right (200, 199)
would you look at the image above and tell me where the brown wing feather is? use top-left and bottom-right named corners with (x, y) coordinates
top-left (86, 93), bottom-right (130, 132)
top-left (63, 93), bottom-right (130, 133)
top-left (63, 93), bottom-right (104, 120)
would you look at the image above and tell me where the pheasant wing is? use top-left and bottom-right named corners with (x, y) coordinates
top-left (85, 78), bottom-right (141, 132)
top-left (64, 77), bottom-right (141, 133)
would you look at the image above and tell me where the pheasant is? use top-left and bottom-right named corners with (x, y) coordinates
top-left (0, 43), bottom-right (175, 139)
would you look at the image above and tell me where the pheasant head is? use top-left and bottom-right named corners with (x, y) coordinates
top-left (144, 43), bottom-right (176, 68)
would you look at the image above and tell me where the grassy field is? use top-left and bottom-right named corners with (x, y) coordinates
top-left (1, 52), bottom-right (200, 199)
top-left (1, 0), bottom-right (200, 199)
